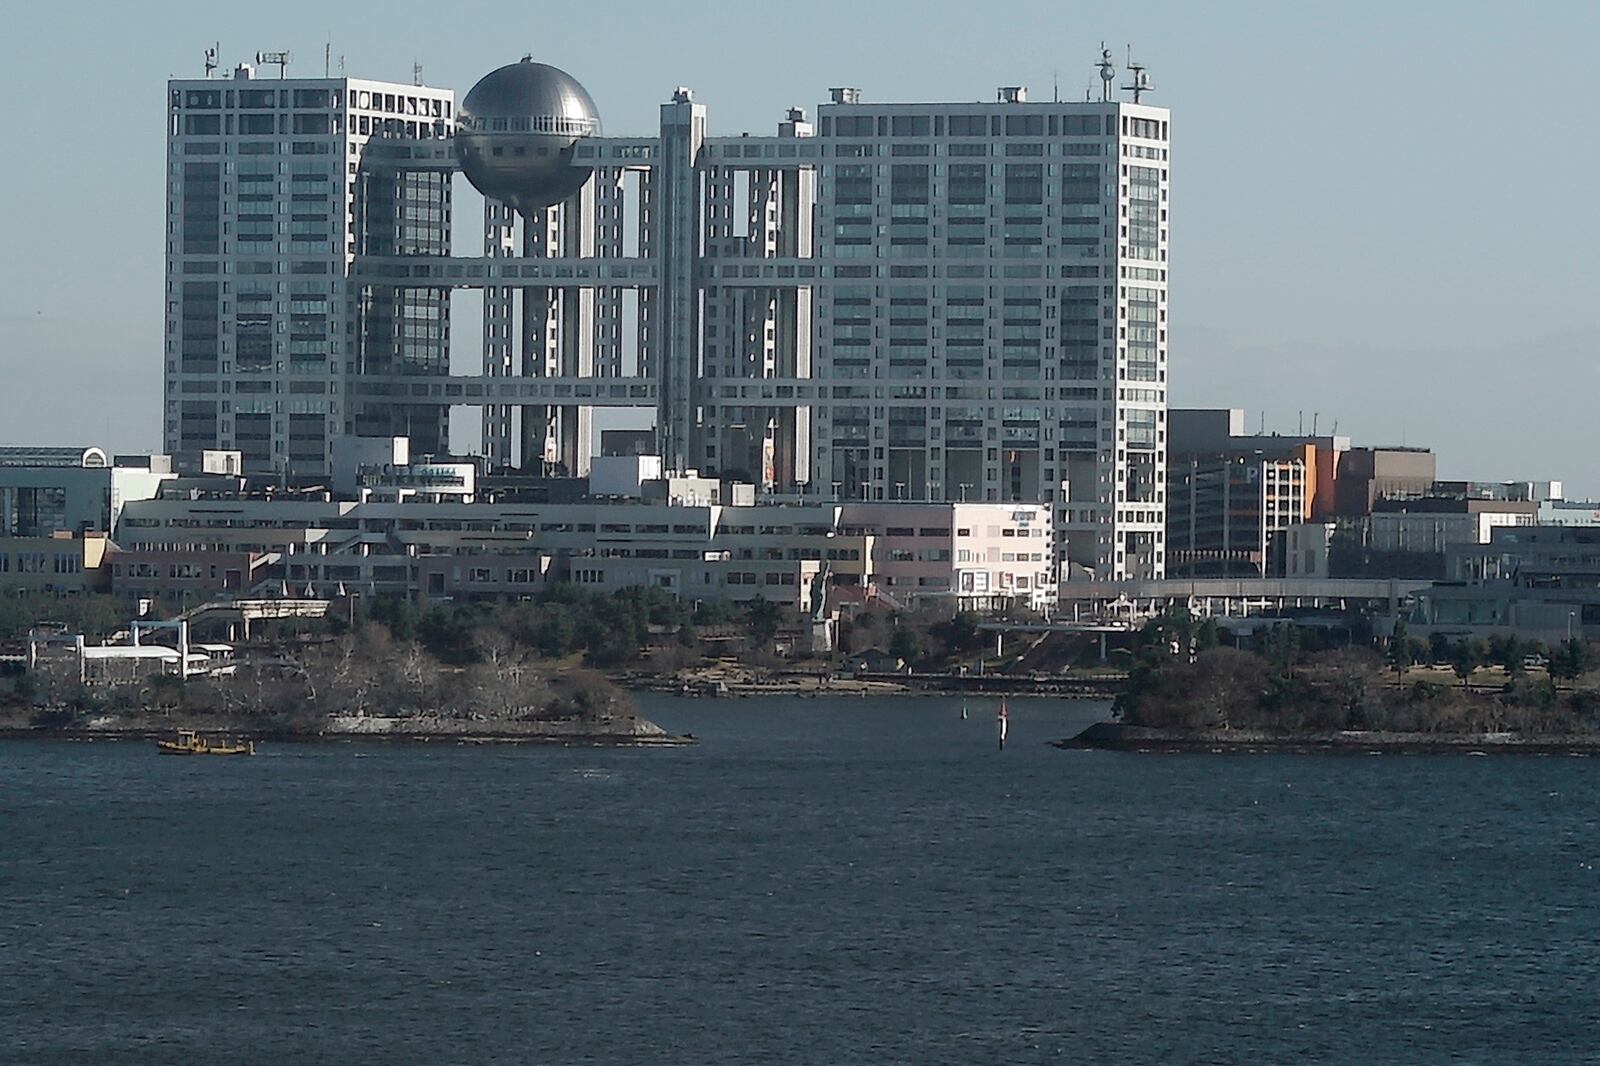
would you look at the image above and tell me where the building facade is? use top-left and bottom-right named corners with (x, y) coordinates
top-left (0, 532), bottom-right (112, 597)
top-left (114, 493), bottom-right (1052, 612)
top-left (1406, 525), bottom-right (1600, 643)
top-left (166, 53), bottom-right (1167, 583)
top-left (164, 68), bottom-right (456, 475)
top-left (0, 447), bottom-right (172, 537)
top-left (1166, 451), bottom-right (1308, 577)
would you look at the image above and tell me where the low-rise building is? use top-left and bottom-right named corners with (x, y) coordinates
top-left (108, 547), bottom-right (273, 609)
top-left (331, 437), bottom-right (476, 503)
top-left (1536, 499), bottom-right (1600, 527)
top-left (1326, 495), bottom-right (1538, 580)
top-left (1406, 525), bottom-right (1600, 642)
top-left (0, 447), bottom-right (173, 538)
top-left (1333, 447), bottom-right (1436, 516)
top-left (1282, 522), bottom-right (1336, 579)
top-left (1169, 409), bottom-right (1346, 519)
top-left (114, 490), bottom-right (1053, 613)
top-left (1166, 451), bottom-right (1308, 578)
top-left (0, 531), bottom-right (112, 596)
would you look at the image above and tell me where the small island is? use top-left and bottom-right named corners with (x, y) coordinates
top-left (2, 589), bottom-right (706, 746)
top-left (1058, 611), bottom-right (1600, 755)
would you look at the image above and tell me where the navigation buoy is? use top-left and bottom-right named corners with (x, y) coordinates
top-left (997, 699), bottom-right (1008, 751)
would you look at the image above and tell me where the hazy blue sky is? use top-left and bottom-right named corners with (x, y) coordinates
top-left (2, 1), bottom-right (1596, 489)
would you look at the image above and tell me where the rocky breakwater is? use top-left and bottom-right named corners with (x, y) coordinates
top-left (324, 707), bottom-right (690, 745)
top-left (1056, 721), bottom-right (1600, 755)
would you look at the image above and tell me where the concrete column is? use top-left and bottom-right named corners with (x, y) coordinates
top-left (657, 89), bottom-right (706, 472)
top-left (481, 201), bottom-right (518, 466)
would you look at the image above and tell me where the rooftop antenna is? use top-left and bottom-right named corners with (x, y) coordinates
top-left (413, 61), bottom-right (423, 86)
top-left (1052, 69), bottom-right (1059, 102)
top-left (203, 44), bottom-right (219, 79)
top-left (1122, 47), bottom-right (1153, 103)
top-left (1097, 44), bottom-right (1117, 103)
top-left (256, 50), bottom-right (291, 78)
top-left (324, 42), bottom-right (330, 77)
top-left (338, 54), bottom-right (346, 76)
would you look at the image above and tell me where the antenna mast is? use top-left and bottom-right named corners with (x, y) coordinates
top-left (256, 50), bottom-right (291, 78)
top-left (1097, 44), bottom-right (1116, 103)
top-left (1122, 47), bottom-right (1153, 103)
top-left (413, 61), bottom-right (424, 87)
top-left (203, 44), bottom-right (219, 79)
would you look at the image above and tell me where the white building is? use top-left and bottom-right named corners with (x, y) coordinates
top-left (165, 50), bottom-right (1167, 583)
top-left (0, 447), bottom-right (173, 537)
top-left (165, 68), bottom-right (456, 474)
top-left (1368, 510), bottom-right (1535, 554)
top-left (115, 494), bottom-right (1051, 612)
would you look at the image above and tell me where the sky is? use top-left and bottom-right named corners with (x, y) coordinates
top-left (2, 1), bottom-right (1596, 490)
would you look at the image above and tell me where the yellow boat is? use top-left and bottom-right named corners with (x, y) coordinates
top-left (156, 730), bottom-right (256, 756)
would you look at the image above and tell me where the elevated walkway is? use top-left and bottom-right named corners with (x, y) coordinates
top-left (176, 599), bottom-right (330, 639)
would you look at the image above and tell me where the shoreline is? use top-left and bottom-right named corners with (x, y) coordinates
top-left (1056, 721), bottom-right (1600, 756)
top-left (623, 671), bottom-right (1124, 700)
top-left (0, 729), bottom-right (694, 747)
top-left (0, 712), bottom-right (695, 747)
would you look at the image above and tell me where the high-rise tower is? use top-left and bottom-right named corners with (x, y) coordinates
top-left (164, 63), bottom-right (454, 475)
top-left (164, 51), bottom-right (1169, 583)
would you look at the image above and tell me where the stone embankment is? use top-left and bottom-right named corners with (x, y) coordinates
top-left (1057, 721), bottom-right (1600, 755)
top-left (322, 713), bottom-right (689, 744)
top-left (624, 665), bottom-right (1124, 699)
top-left (0, 708), bottom-right (693, 746)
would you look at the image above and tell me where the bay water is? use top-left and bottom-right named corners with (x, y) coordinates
top-left (3, 695), bottom-right (1596, 1063)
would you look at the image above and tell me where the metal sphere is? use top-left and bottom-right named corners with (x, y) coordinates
top-left (455, 58), bottom-right (601, 215)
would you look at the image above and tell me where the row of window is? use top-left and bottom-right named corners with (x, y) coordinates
top-left (0, 552), bottom-right (82, 574)
top-left (175, 87), bottom-right (449, 118)
top-left (826, 113), bottom-right (1118, 138)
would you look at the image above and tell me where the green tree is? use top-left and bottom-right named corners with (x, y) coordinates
top-left (368, 596), bottom-right (421, 642)
top-left (1449, 639), bottom-right (1482, 689)
top-left (889, 626), bottom-right (924, 666)
top-left (1263, 622), bottom-right (1301, 678)
top-left (531, 603), bottom-right (575, 658)
top-left (929, 612), bottom-right (985, 655)
top-left (1427, 630), bottom-right (1452, 666)
top-left (575, 595), bottom-right (643, 667)
top-left (745, 597), bottom-right (782, 649)
top-left (1131, 608), bottom-right (1197, 666)
top-left (692, 599), bottom-right (735, 626)
top-left (1388, 619), bottom-right (1414, 686)
top-left (1549, 639), bottom-right (1594, 683)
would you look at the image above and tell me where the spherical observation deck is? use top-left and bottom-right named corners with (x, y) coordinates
top-left (454, 57), bottom-right (601, 215)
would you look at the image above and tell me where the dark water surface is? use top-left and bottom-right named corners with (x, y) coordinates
top-left (3, 695), bottom-right (1598, 1064)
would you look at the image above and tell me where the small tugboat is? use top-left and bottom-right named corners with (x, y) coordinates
top-left (156, 730), bottom-right (255, 756)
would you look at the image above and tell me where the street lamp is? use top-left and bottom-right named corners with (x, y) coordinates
top-left (1569, 610), bottom-right (1577, 642)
